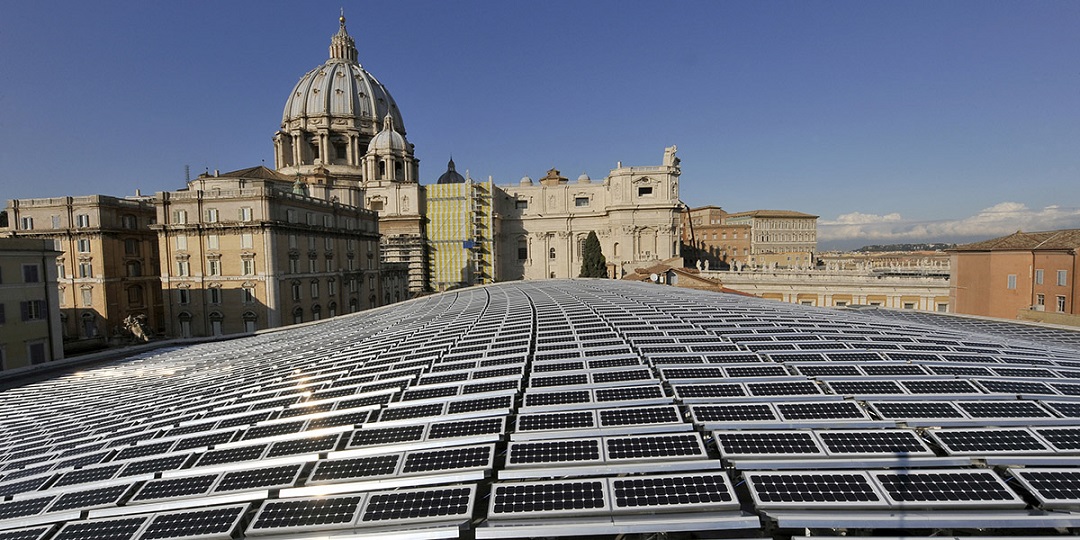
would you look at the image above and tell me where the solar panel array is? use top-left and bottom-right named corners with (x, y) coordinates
top-left (2, 280), bottom-right (1080, 539)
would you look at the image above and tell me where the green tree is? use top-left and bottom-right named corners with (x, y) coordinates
top-left (579, 231), bottom-right (608, 278)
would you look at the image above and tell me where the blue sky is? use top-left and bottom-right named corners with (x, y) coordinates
top-left (2, 1), bottom-right (1078, 248)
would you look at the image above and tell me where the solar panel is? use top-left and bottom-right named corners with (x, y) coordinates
top-left (359, 485), bottom-right (475, 524)
top-left (746, 381), bottom-right (821, 396)
top-left (524, 390), bottom-right (591, 408)
top-left (816, 429), bottom-right (933, 457)
top-left (1033, 427), bottom-right (1080, 451)
top-left (213, 464), bottom-right (303, 492)
top-left (400, 444), bottom-right (494, 474)
top-left (690, 404), bottom-right (778, 423)
top-left (714, 430), bottom-right (825, 458)
top-left (195, 444), bottom-right (267, 467)
top-left (609, 472), bottom-right (739, 513)
top-left (308, 454), bottom-right (401, 484)
top-left (0, 495), bottom-right (54, 521)
top-left (266, 433), bottom-right (341, 458)
top-left (868, 401), bottom-right (966, 419)
top-left (490, 479), bottom-right (608, 518)
top-left (871, 469), bottom-right (1024, 508)
top-left (138, 504), bottom-right (248, 539)
top-left (48, 483), bottom-right (132, 512)
top-left (347, 425), bottom-right (425, 448)
top-left (53, 516), bottom-right (149, 540)
top-left (131, 473), bottom-right (218, 503)
top-left (605, 433), bottom-right (707, 461)
top-left (507, 439), bottom-right (602, 466)
top-left (597, 405), bottom-right (682, 427)
top-left (826, 380), bottom-right (906, 395)
top-left (0, 526), bottom-right (52, 540)
top-left (516, 411), bottom-right (596, 432)
top-left (955, 401), bottom-right (1052, 419)
top-left (775, 401), bottom-right (868, 421)
top-left (931, 428), bottom-right (1050, 455)
top-left (745, 471), bottom-right (887, 509)
top-left (1010, 468), bottom-right (1080, 509)
top-left (428, 417), bottom-right (505, 439)
top-left (900, 380), bottom-right (982, 394)
top-left (247, 495), bottom-right (364, 534)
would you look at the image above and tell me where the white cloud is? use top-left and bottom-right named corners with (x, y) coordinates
top-left (819, 202), bottom-right (1080, 243)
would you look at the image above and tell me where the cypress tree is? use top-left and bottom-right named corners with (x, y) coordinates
top-left (579, 231), bottom-right (607, 278)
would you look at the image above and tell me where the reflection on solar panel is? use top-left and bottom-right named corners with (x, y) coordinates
top-left (4, 279), bottom-right (1080, 538)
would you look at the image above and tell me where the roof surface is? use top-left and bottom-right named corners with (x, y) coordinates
top-left (726, 209), bottom-right (820, 219)
top-left (954, 229), bottom-right (1080, 251)
top-left (2, 280), bottom-right (1080, 539)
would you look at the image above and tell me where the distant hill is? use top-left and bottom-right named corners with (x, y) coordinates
top-left (853, 242), bottom-right (956, 252)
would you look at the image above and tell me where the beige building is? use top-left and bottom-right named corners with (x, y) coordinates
top-left (725, 209), bottom-right (818, 268)
top-left (495, 147), bottom-right (683, 280)
top-left (0, 238), bottom-right (64, 370)
top-left (273, 15), bottom-right (427, 294)
top-left (713, 266), bottom-right (951, 311)
top-left (682, 206), bottom-right (752, 268)
top-left (2, 195), bottom-right (162, 348)
top-left (950, 229), bottom-right (1079, 322)
top-left (427, 160), bottom-right (496, 291)
top-left (153, 166), bottom-right (391, 337)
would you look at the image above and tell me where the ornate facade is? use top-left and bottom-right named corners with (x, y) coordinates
top-left (495, 147), bottom-right (684, 280)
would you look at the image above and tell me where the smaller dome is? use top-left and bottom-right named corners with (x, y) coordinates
top-left (519, 175), bottom-right (533, 186)
top-left (437, 158), bottom-right (465, 184)
top-left (368, 115), bottom-right (407, 153)
top-left (577, 172), bottom-right (591, 184)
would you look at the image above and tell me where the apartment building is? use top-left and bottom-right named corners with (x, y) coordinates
top-left (0, 238), bottom-right (63, 369)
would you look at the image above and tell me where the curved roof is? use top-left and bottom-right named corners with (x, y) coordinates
top-left (366, 114), bottom-right (407, 153)
top-left (281, 15), bottom-right (405, 133)
top-left (2, 280), bottom-right (1080, 538)
top-left (436, 158), bottom-right (465, 184)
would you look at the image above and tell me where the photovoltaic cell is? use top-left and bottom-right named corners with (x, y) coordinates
top-left (714, 430), bottom-right (823, 457)
top-left (428, 417), bottom-right (504, 439)
top-left (931, 428), bottom-right (1050, 454)
top-left (508, 439), bottom-right (601, 465)
top-left (401, 445), bottom-right (493, 474)
top-left (491, 479), bottom-right (607, 517)
top-left (53, 517), bottom-right (148, 540)
top-left (347, 425), bottom-right (425, 448)
top-left (48, 483), bottom-right (132, 512)
top-left (308, 454), bottom-right (401, 484)
top-left (132, 474), bottom-right (217, 502)
top-left (872, 470), bottom-right (1023, 508)
top-left (775, 401), bottom-right (867, 420)
top-left (610, 473), bottom-right (737, 512)
top-left (690, 404), bottom-right (777, 423)
top-left (213, 464), bottom-right (303, 492)
top-left (249, 495), bottom-right (363, 532)
top-left (817, 430), bottom-right (931, 456)
top-left (746, 472), bottom-right (886, 508)
top-left (1011, 468), bottom-right (1080, 508)
top-left (605, 433), bottom-right (705, 461)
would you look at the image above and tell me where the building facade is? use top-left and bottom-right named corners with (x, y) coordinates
top-left (153, 166), bottom-right (388, 338)
top-left (495, 148), bottom-right (683, 280)
top-left (682, 206), bottom-right (752, 268)
top-left (950, 229), bottom-right (1079, 321)
top-left (0, 238), bottom-right (63, 370)
top-left (725, 209), bottom-right (818, 268)
top-left (426, 160), bottom-right (496, 291)
top-left (2, 195), bottom-right (162, 346)
top-left (712, 267), bottom-right (951, 311)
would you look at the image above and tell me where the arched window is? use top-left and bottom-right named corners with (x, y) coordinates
top-left (242, 311), bottom-right (257, 334)
top-left (328, 302), bottom-right (337, 318)
top-left (549, 247), bottom-right (556, 260)
top-left (209, 312), bottom-right (224, 336)
top-left (312, 304), bottom-right (321, 321)
top-left (349, 298), bottom-right (359, 313)
top-left (177, 312), bottom-right (192, 339)
top-left (613, 242), bottom-right (620, 258)
top-left (292, 307), bottom-right (303, 325)
top-left (126, 261), bottom-right (142, 277)
top-left (81, 313), bottom-right (98, 338)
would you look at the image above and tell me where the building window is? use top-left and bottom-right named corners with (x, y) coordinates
top-left (50, 215), bottom-right (60, 229)
top-left (1058, 296), bottom-right (1067, 313)
top-left (242, 258), bottom-right (254, 276)
top-left (126, 261), bottom-right (142, 277)
top-left (239, 207), bottom-right (253, 222)
top-left (178, 289), bottom-right (190, 305)
top-left (206, 208), bottom-right (219, 223)
top-left (56, 263), bottom-right (65, 279)
top-left (637, 186), bottom-right (654, 197)
top-left (124, 238), bottom-right (140, 256)
top-left (1007, 274), bottom-right (1017, 290)
top-left (1035, 269), bottom-right (1044, 285)
top-left (81, 288), bottom-right (93, 307)
top-left (289, 257), bottom-right (299, 274)
top-left (243, 286), bottom-right (256, 303)
top-left (19, 216), bottom-right (33, 230)
top-left (76, 214), bottom-right (90, 228)
top-left (325, 258), bottom-right (334, 272)
top-left (208, 235), bottom-right (220, 250)
top-left (937, 303), bottom-right (948, 313)
top-left (1058, 270), bottom-right (1068, 287)
top-left (575, 197), bottom-right (589, 207)
top-left (241, 233), bottom-right (253, 249)
top-left (308, 258), bottom-right (317, 273)
top-left (308, 236), bottom-right (316, 250)
top-left (20, 300), bottom-right (47, 321)
top-left (310, 280), bottom-right (319, 298)
top-left (328, 279), bottom-right (337, 295)
top-left (0, 304), bottom-right (5, 325)
top-left (1037, 294), bottom-right (1045, 307)
top-left (291, 282), bottom-right (301, 301)
top-left (22, 264), bottom-right (40, 283)
top-left (177, 261), bottom-right (189, 276)
top-left (122, 214), bottom-right (137, 229)
top-left (293, 308), bottom-right (303, 324)
top-left (312, 305), bottom-right (322, 321)
top-left (77, 239), bottom-right (91, 253)
top-left (78, 262), bottom-right (92, 278)
top-left (903, 302), bottom-right (916, 309)
top-left (209, 287), bottom-right (222, 304)
top-left (549, 247), bottom-right (556, 260)
top-left (178, 313), bottom-right (192, 338)
top-left (243, 314), bottom-right (257, 333)
top-left (287, 209), bottom-right (297, 223)
top-left (176, 235), bottom-right (188, 250)
top-left (127, 285), bottom-right (143, 305)
top-left (27, 341), bottom-right (46, 365)
top-left (173, 210), bottom-right (187, 224)
top-left (289, 234), bottom-right (298, 249)
top-left (208, 259), bottom-right (221, 276)
top-left (209, 313), bottom-right (224, 336)
top-left (515, 200), bottom-right (528, 210)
